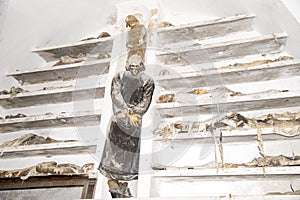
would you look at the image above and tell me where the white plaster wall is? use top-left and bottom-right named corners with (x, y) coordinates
top-left (0, 0), bottom-right (122, 90)
top-left (0, 0), bottom-right (299, 117)
top-left (0, 1), bottom-right (299, 197)
top-left (282, 0), bottom-right (300, 23)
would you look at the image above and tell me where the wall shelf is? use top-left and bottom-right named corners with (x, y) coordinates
top-left (0, 141), bottom-right (96, 158)
top-left (155, 59), bottom-right (300, 89)
top-left (33, 37), bottom-right (113, 62)
top-left (8, 58), bottom-right (110, 85)
top-left (156, 33), bottom-right (287, 66)
top-left (155, 90), bottom-right (300, 117)
top-left (0, 86), bottom-right (105, 109)
top-left (0, 111), bottom-right (101, 133)
top-left (157, 13), bottom-right (255, 45)
top-left (152, 166), bottom-right (300, 177)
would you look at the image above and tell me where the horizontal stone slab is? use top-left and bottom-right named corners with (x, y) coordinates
top-left (0, 141), bottom-right (96, 158)
top-left (8, 58), bottom-right (110, 85)
top-left (156, 33), bottom-right (287, 66)
top-left (0, 86), bottom-right (105, 109)
top-left (157, 13), bottom-right (255, 45)
top-left (33, 37), bottom-right (113, 62)
top-left (0, 111), bottom-right (101, 133)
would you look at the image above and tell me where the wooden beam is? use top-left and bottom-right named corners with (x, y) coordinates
top-left (7, 58), bottom-right (110, 85)
top-left (0, 173), bottom-right (97, 199)
top-left (0, 175), bottom-right (91, 189)
top-left (0, 111), bottom-right (101, 133)
top-left (156, 33), bottom-right (287, 66)
top-left (157, 13), bottom-right (255, 45)
top-left (0, 86), bottom-right (105, 109)
top-left (32, 37), bottom-right (112, 62)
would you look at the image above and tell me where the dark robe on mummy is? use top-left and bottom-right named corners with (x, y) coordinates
top-left (98, 66), bottom-right (154, 181)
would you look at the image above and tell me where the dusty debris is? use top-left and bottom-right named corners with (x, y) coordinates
top-left (220, 56), bottom-right (294, 70)
top-left (267, 189), bottom-right (300, 195)
top-left (222, 87), bottom-right (242, 96)
top-left (188, 88), bottom-right (209, 95)
top-left (272, 33), bottom-right (279, 42)
top-left (148, 22), bottom-right (157, 29)
top-left (0, 162), bottom-right (94, 180)
top-left (156, 93), bottom-right (175, 103)
top-left (221, 163), bottom-right (240, 168)
top-left (205, 86), bottom-right (242, 97)
top-left (214, 112), bottom-right (249, 129)
top-left (42, 85), bottom-right (73, 91)
top-left (158, 69), bottom-right (170, 76)
top-left (0, 86), bottom-right (28, 98)
top-left (97, 53), bottom-right (111, 60)
top-left (157, 121), bottom-right (208, 140)
top-left (151, 165), bottom-right (167, 170)
top-left (10, 86), bottom-right (28, 96)
top-left (53, 54), bottom-right (86, 66)
top-left (244, 155), bottom-right (300, 167)
top-left (97, 32), bottom-right (111, 39)
top-left (276, 56), bottom-right (294, 61)
top-left (174, 122), bottom-right (190, 132)
top-left (0, 90), bottom-right (9, 95)
top-left (81, 37), bottom-right (97, 41)
top-left (158, 123), bottom-right (179, 141)
top-left (212, 155), bottom-right (300, 169)
top-left (80, 32), bottom-right (111, 41)
top-left (191, 121), bottom-right (201, 132)
top-left (157, 122), bottom-right (191, 140)
top-left (5, 113), bottom-right (27, 119)
top-left (44, 112), bottom-right (53, 116)
top-left (159, 21), bottom-right (174, 28)
top-left (150, 9), bottom-right (158, 17)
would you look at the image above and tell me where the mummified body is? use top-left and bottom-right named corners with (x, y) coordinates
top-left (98, 55), bottom-right (154, 197)
top-left (125, 15), bottom-right (147, 61)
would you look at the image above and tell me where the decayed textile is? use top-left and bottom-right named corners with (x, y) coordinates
top-left (0, 86), bottom-right (28, 98)
top-left (157, 111), bottom-right (300, 140)
top-left (0, 133), bottom-right (59, 148)
top-left (0, 162), bottom-right (94, 180)
top-left (0, 133), bottom-right (76, 148)
top-left (98, 55), bottom-right (155, 181)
